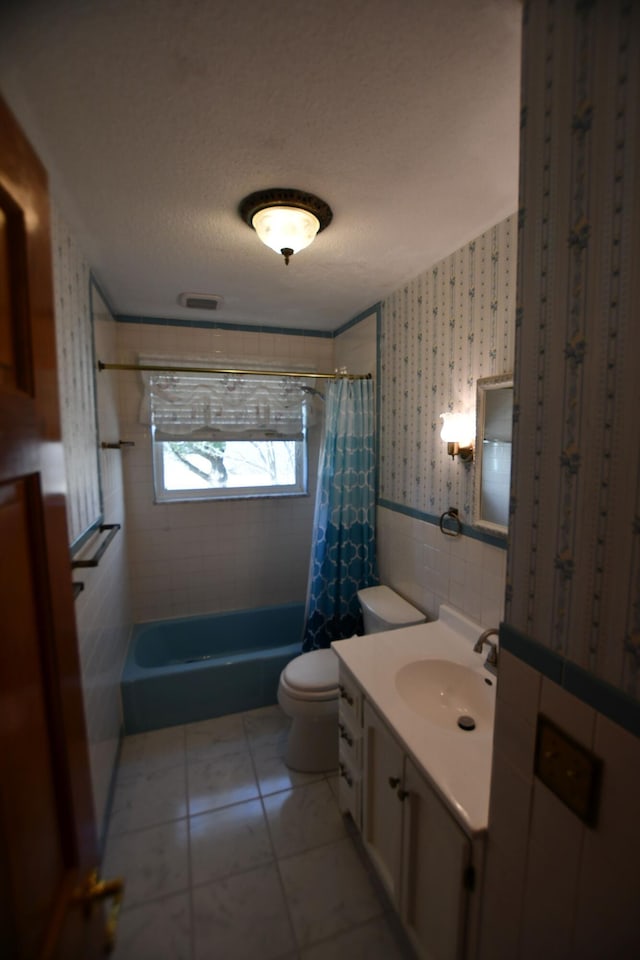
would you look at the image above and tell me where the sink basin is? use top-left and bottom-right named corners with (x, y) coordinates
top-left (395, 658), bottom-right (495, 731)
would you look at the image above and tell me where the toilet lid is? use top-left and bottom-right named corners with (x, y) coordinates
top-left (282, 649), bottom-right (339, 693)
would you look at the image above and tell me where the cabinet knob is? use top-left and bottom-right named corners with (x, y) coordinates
top-left (388, 776), bottom-right (401, 789)
top-left (397, 788), bottom-right (410, 801)
top-left (339, 762), bottom-right (353, 787)
top-left (339, 685), bottom-right (354, 706)
top-left (338, 722), bottom-right (353, 746)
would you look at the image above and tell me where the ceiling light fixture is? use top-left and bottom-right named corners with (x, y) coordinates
top-left (239, 188), bottom-right (333, 266)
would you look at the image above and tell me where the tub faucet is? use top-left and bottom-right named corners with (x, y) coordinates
top-left (473, 627), bottom-right (499, 669)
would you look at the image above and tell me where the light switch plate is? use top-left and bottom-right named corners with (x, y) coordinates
top-left (534, 714), bottom-right (601, 826)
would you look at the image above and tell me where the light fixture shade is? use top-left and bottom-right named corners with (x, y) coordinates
top-left (252, 205), bottom-right (320, 256)
top-left (440, 412), bottom-right (475, 447)
top-left (239, 188), bottom-right (333, 264)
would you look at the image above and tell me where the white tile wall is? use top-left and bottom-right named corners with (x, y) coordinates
top-left (520, 779), bottom-right (585, 960)
top-left (478, 649), bottom-right (540, 960)
top-left (377, 505), bottom-right (506, 627)
top-left (479, 656), bottom-right (640, 959)
top-left (333, 310), bottom-right (378, 377)
top-left (572, 716), bottom-right (640, 959)
top-left (115, 322), bottom-right (334, 622)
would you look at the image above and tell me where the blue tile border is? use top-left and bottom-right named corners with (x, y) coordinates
top-left (500, 622), bottom-right (640, 737)
top-left (114, 302), bottom-right (383, 339)
top-left (89, 271), bottom-right (115, 314)
top-left (377, 498), bottom-right (508, 550)
top-left (563, 661), bottom-right (640, 738)
top-left (115, 313), bottom-right (333, 338)
top-left (499, 622), bottom-right (564, 683)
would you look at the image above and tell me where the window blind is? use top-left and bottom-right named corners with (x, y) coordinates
top-left (145, 362), bottom-right (313, 442)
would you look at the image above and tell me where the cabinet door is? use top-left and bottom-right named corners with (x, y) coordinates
top-left (401, 757), bottom-right (471, 960)
top-left (362, 701), bottom-right (405, 902)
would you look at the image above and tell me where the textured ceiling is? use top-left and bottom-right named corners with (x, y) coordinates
top-left (0, 0), bottom-right (522, 332)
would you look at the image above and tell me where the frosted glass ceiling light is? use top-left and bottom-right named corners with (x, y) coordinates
top-left (240, 188), bottom-right (333, 265)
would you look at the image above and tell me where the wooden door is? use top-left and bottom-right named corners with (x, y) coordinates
top-left (0, 95), bottom-right (107, 958)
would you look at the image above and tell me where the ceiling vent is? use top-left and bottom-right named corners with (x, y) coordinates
top-left (178, 292), bottom-right (224, 311)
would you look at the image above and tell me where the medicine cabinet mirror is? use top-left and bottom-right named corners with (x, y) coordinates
top-left (474, 374), bottom-right (513, 536)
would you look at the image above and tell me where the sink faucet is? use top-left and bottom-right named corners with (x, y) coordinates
top-left (473, 627), bottom-right (499, 669)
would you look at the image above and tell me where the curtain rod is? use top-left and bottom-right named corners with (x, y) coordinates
top-left (97, 361), bottom-right (371, 381)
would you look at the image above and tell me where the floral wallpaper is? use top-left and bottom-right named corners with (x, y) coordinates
top-left (379, 216), bottom-right (516, 525)
top-left (51, 204), bottom-right (102, 547)
top-left (506, 0), bottom-right (639, 699)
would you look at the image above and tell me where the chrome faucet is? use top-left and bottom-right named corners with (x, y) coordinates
top-left (473, 627), bottom-right (499, 669)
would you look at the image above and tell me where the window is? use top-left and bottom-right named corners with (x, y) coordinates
top-left (153, 436), bottom-right (306, 501)
top-left (146, 365), bottom-right (310, 502)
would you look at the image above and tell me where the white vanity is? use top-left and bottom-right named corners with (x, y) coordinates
top-left (332, 605), bottom-right (496, 960)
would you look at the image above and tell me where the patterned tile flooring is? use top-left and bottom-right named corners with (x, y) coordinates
top-left (102, 705), bottom-right (416, 959)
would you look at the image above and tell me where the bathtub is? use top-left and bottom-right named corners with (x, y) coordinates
top-left (121, 602), bottom-right (305, 733)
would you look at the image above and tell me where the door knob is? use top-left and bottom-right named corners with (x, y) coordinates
top-left (73, 868), bottom-right (124, 952)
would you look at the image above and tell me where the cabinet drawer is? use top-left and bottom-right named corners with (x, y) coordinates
top-left (338, 748), bottom-right (362, 827)
top-left (338, 716), bottom-right (361, 765)
top-left (338, 671), bottom-right (362, 729)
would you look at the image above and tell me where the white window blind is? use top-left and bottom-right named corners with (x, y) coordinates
top-left (144, 358), bottom-right (315, 442)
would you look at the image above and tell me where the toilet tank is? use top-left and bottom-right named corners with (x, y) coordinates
top-left (357, 585), bottom-right (426, 634)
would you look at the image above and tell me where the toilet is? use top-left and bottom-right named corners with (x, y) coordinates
top-left (277, 585), bottom-right (426, 772)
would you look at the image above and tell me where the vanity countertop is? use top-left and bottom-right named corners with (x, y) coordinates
top-left (331, 604), bottom-right (496, 837)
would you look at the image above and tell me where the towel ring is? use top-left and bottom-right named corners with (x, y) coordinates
top-left (439, 508), bottom-right (462, 538)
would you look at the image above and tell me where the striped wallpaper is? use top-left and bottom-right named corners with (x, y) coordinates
top-left (51, 204), bottom-right (102, 548)
top-left (379, 216), bottom-right (516, 526)
top-left (506, 0), bottom-right (640, 699)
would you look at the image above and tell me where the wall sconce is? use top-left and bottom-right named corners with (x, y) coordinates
top-left (239, 188), bottom-right (333, 265)
top-left (440, 412), bottom-right (475, 462)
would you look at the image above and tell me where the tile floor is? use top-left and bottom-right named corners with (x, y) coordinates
top-left (102, 705), bottom-right (416, 960)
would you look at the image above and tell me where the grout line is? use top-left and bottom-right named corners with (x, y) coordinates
top-left (113, 707), bottom-right (355, 954)
top-left (181, 723), bottom-right (196, 960)
top-left (265, 803), bottom-right (301, 954)
top-left (295, 912), bottom-right (415, 958)
top-left (247, 712), bottom-right (304, 954)
top-left (108, 811), bottom-right (191, 843)
top-left (115, 884), bottom-right (193, 916)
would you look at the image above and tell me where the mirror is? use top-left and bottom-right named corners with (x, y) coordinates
top-left (474, 374), bottom-right (513, 536)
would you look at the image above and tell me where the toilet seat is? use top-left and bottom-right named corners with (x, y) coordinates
top-left (280, 650), bottom-right (339, 701)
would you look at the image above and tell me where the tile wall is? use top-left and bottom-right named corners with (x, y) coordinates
top-left (114, 321), bottom-right (334, 622)
top-left (479, 650), bottom-right (640, 959)
top-left (377, 506), bottom-right (507, 627)
top-left (333, 309), bottom-right (378, 378)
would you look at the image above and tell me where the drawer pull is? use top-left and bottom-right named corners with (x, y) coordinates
top-left (339, 762), bottom-right (353, 787)
top-left (388, 776), bottom-right (401, 789)
top-left (339, 685), bottom-right (354, 706)
top-left (338, 723), bottom-right (353, 746)
top-left (397, 788), bottom-right (410, 801)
